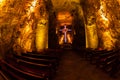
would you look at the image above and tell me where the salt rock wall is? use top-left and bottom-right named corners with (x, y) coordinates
top-left (82, 0), bottom-right (120, 50)
top-left (0, 0), bottom-right (49, 56)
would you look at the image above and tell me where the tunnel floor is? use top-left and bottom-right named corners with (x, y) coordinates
top-left (54, 49), bottom-right (119, 80)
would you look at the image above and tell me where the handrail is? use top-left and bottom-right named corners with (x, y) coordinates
top-left (0, 70), bottom-right (9, 80)
top-left (1, 60), bottom-right (45, 79)
top-left (16, 59), bottom-right (51, 67)
top-left (14, 54), bottom-right (55, 62)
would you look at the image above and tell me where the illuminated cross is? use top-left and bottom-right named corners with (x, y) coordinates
top-left (59, 25), bottom-right (72, 43)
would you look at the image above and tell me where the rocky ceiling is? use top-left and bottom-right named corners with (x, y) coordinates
top-left (51, 0), bottom-right (81, 12)
top-left (51, 0), bottom-right (84, 26)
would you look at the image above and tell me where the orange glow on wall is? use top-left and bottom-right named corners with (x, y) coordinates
top-left (11, 0), bottom-right (48, 53)
top-left (96, 0), bottom-right (116, 50)
top-left (85, 16), bottom-right (98, 49)
top-left (0, 0), bottom-right (5, 6)
top-left (67, 34), bottom-right (72, 44)
top-left (27, 0), bottom-right (37, 15)
top-left (59, 35), bottom-right (64, 45)
top-left (36, 18), bottom-right (48, 52)
top-left (57, 11), bottom-right (73, 26)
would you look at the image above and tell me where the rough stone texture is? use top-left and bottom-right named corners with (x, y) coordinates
top-left (0, 0), bottom-right (49, 56)
top-left (82, 0), bottom-right (120, 50)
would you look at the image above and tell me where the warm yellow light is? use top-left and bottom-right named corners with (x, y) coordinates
top-left (24, 25), bottom-right (31, 33)
top-left (102, 30), bottom-right (115, 50)
top-left (59, 34), bottom-right (73, 45)
top-left (97, 0), bottom-right (116, 50)
top-left (101, 13), bottom-right (108, 21)
top-left (27, 0), bottom-right (37, 15)
top-left (15, 0), bottom-right (38, 53)
top-left (57, 11), bottom-right (73, 24)
top-left (99, 1), bottom-right (108, 21)
top-left (36, 18), bottom-right (48, 52)
top-left (23, 39), bottom-right (33, 52)
top-left (30, 0), bottom-right (37, 12)
top-left (0, 0), bottom-right (5, 7)
top-left (59, 35), bottom-right (64, 45)
top-left (117, 0), bottom-right (120, 4)
top-left (85, 15), bottom-right (98, 49)
top-left (67, 34), bottom-right (72, 44)
top-left (18, 22), bottom-right (33, 52)
top-left (0, 0), bottom-right (4, 3)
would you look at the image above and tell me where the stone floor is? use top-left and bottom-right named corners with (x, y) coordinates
top-left (54, 50), bottom-right (120, 80)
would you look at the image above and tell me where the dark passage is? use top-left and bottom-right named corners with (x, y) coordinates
top-left (54, 49), bottom-right (119, 80)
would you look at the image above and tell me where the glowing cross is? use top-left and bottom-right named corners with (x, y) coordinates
top-left (59, 25), bottom-right (72, 43)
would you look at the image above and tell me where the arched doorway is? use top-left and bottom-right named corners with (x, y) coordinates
top-left (56, 11), bottom-right (74, 49)
top-left (48, 11), bottom-right (86, 49)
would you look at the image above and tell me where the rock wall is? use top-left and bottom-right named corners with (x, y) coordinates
top-left (0, 0), bottom-right (49, 56)
top-left (82, 0), bottom-right (120, 50)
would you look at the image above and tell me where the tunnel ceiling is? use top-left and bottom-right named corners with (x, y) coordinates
top-left (51, 0), bottom-right (81, 12)
top-left (51, 0), bottom-right (84, 26)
